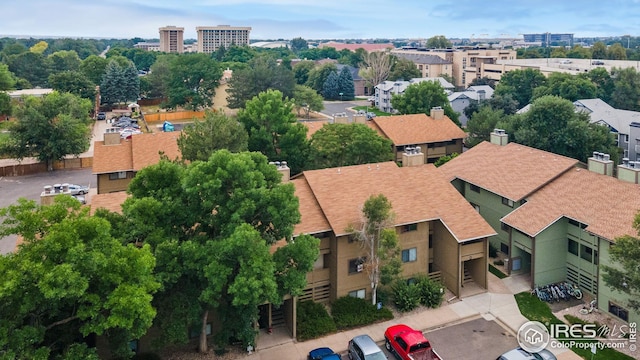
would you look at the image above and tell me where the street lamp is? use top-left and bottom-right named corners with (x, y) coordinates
top-left (339, 92), bottom-right (344, 101)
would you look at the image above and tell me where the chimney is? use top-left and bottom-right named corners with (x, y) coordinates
top-left (430, 106), bottom-right (444, 120)
top-left (617, 158), bottom-right (640, 184)
top-left (402, 145), bottom-right (425, 167)
top-left (270, 161), bottom-right (290, 183)
top-left (587, 152), bottom-right (613, 176)
top-left (490, 128), bottom-right (509, 146)
top-left (104, 128), bottom-right (122, 145)
top-left (477, 89), bottom-right (486, 102)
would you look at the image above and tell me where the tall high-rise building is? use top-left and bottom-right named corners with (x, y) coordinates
top-left (159, 26), bottom-right (184, 53)
top-left (196, 25), bottom-right (251, 53)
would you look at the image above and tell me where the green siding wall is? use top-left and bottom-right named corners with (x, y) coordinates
top-left (533, 221), bottom-right (568, 286)
top-left (462, 182), bottom-right (514, 252)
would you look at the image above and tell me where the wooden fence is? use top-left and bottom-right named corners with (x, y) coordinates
top-left (0, 156), bottom-right (92, 177)
top-left (144, 111), bottom-right (206, 123)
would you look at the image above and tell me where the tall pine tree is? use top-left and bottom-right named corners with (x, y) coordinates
top-left (100, 60), bottom-right (125, 106)
top-left (338, 66), bottom-right (355, 100)
top-left (322, 71), bottom-right (340, 100)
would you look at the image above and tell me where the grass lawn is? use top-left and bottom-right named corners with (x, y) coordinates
top-left (351, 106), bottom-right (391, 117)
top-left (488, 264), bottom-right (508, 279)
top-left (514, 292), bottom-right (634, 360)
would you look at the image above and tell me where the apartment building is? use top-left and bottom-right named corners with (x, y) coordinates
top-left (373, 77), bottom-right (454, 113)
top-left (159, 26), bottom-right (184, 53)
top-left (523, 33), bottom-right (574, 47)
top-left (368, 109), bottom-right (465, 164)
top-left (391, 52), bottom-right (452, 79)
top-left (440, 130), bottom-right (640, 325)
top-left (448, 85), bottom-right (494, 126)
top-left (92, 131), bottom-right (181, 194)
top-left (196, 25), bottom-right (251, 53)
top-left (392, 48), bottom-right (517, 89)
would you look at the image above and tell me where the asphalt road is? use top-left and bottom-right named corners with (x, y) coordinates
top-left (321, 100), bottom-right (371, 118)
top-left (0, 168), bottom-right (95, 254)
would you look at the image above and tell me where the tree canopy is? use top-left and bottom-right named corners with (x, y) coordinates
top-left (292, 84), bottom-right (324, 119)
top-left (389, 57), bottom-right (421, 82)
top-left (531, 72), bottom-right (597, 102)
top-left (166, 53), bottom-right (222, 110)
top-left (425, 35), bottom-right (452, 49)
top-left (494, 68), bottom-right (547, 108)
top-left (602, 213), bottom-right (640, 312)
top-left (465, 107), bottom-right (505, 147)
top-left (308, 123), bottom-right (394, 169)
top-left (390, 80), bottom-right (460, 126)
top-left (226, 56), bottom-right (295, 109)
top-left (0, 91), bottom-right (92, 170)
top-left (0, 196), bottom-right (159, 359)
top-left (237, 89), bottom-right (309, 174)
top-left (359, 51), bottom-right (392, 89)
top-left (177, 110), bottom-right (248, 162)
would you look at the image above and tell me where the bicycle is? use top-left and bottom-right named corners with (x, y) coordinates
top-left (579, 298), bottom-right (598, 314)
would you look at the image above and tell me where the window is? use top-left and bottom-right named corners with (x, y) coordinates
top-left (501, 222), bottom-right (510, 232)
top-left (502, 197), bottom-right (514, 207)
top-left (349, 289), bottom-right (366, 299)
top-left (402, 248), bottom-right (417, 262)
top-left (609, 302), bottom-right (629, 321)
top-left (348, 258), bottom-right (365, 274)
top-left (402, 223), bottom-right (418, 233)
top-left (580, 245), bottom-right (593, 262)
top-left (429, 233), bottom-right (434, 248)
top-left (568, 219), bottom-right (587, 229)
top-left (109, 171), bottom-right (128, 180)
top-left (470, 184), bottom-right (480, 193)
top-left (568, 239), bottom-right (578, 256)
top-left (500, 243), bottom-right (509, 255)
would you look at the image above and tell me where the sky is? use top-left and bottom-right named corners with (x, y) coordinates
top-left (1, 0), bottom-right (639, 41)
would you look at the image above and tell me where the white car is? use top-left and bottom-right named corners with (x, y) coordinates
top-left (120, 128), bottom-right (142, 138)
top-left (497, 347), bottom-right (557, 360)
top-left (67, 184), bottom-right (89, 195)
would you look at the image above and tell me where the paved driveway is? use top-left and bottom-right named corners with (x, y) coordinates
top-left (0, 168), bottom-right (95, 254)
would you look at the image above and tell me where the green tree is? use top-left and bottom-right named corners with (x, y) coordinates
top-left (531, 72), bottom-right (597, 102)
top-left (469, 77), bottom-right (496, 88)
top-left (166, 53), bottom-right (222, 110)
top-left (550, 47), bottom-right (567, 58)
top-left (109, 151), bottom-right (318, 352)
top-left (221, 45), bottom-right (256, 63)
top-left (227, 56), bottom-right (296, 109)
top-left (177, 110), bottom-right (248, 161)
top-left (47, 50), bottom-right (82, 73)
top-left (434, 152), bottom-right (459, 167)
top-left (0, 91), bottom-right (92, 170)
top-left (308, 123), bottom-right (393, 169)
top-left (292, 84), bottom-right (324, 119)
top-left (144, 54), bottom-right (175, 99)
top-left (586, 67), bottom-right (614, 103)
top-left (293, 60), bottom-right (315, 85)
top-left (607, 43), bottom-right (627, 60)
top-left (322, 71), bottom-right (340, 100)
top-left (237, 89), bottom-right (309, 174)
top-left (122, 61), bottom-right (140, 103)
top-left (566, 45), bottom-right (591, 59)
top-left (425, 35), bottom-right (452, 49)
top-left (389, 57), bottom-right (421, 82)
top-left (601, 215), bottom-right (640, 312)
top-left (306, 62), bottom-right (338, 94)
top-left (29, 40), bottom-right (48, 54)
top-left (80, 55), bottom-right (109, 85)
top-left (349, 194), bottom-right (401, 305)
top-left (487, 93), bottom-right (519, 115)
top-left (610, 67), bottom-right (640, 111)
top-left (465, 107), bottom-right (505, 147)
top-left (6, 51), bottom-right (50, 87)
top-left (0, 63), bottom-right (15, 91)
top-left (591, 41), bottom-right (607, 59)
top-left (391, 80), bottom-right (460, 126)
top-left (290, 37), bottom-right (309, 53)
top-left (505, 95), bottom-right (616, 162)
top-left (100, 60), bottom-right (126, 106)
top-left (359, 51), bottom-right (392, 90)
top-left (0, 196), bottom-right (159, 359)
top-left (494, 68), bottom-right (547, 108)
top-left (0, 92), bottom-right (11, 116)
top-left (48, 71), bottom-right (96, 101)
top-left (338, 66), bottom-right (355, 100)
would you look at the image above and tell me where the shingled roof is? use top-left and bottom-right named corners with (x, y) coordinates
top-left (369, 113), bottom-right (466, 146)
top-left (439, 142), bottom-right (578, 201)
top-left (294, 162), bottom-right (496, 242)
top-left (502, 168), bottom-right (640, 242)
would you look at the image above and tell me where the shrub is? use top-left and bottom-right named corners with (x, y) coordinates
top-left (297, 300), bottom-right (337, 341)
top-left (331, 296), bottom-right (393, 329)
top-left (489, 242), bottom-right (498, 258)
top-left (415, 276), bottom-right (444, 308)
top-left (391, 280), bottom-right (420, 312)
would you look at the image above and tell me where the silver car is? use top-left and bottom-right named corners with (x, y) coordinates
top-left (348, 335), bottom-right (387, 360)
top-left (497, 347), bottom-right (557, 360)
top-left (67, 184), bottom-right (89, 196)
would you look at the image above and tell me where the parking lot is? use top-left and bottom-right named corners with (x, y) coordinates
top-left (0, 168), bottom-right (95, 254)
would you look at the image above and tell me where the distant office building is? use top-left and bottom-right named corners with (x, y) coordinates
top-left (159, 26), bottom-right (184, 53)
top-left (133, 42), bottom-right (160, 51)
top-left (523, 33), bottom-right (574, 47)
top-left (196, 25), bottom-right (251, 53)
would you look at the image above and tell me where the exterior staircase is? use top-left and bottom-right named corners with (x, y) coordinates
top-left (271, 306), bottom-right (285, 328)
top-left (463, 264), bottom-right (473, 286)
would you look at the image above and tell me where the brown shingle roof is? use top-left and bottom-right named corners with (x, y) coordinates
top-left (132, 132), bottom-right (181, 171)
top-left (502, 168), bottom-right (640, 241)
top-left (92, 132), bottom-right (181, 174)
top-left (297, 162), bottom-right (495, 241)
top-left (302, 120), bottom-right (330, 139)
top-left (291, 178), bottom-right (331, 235)
top-left (370, 114), bottom-right (466, 146)
top-left (92, 138), bottom-right (134, 174)
top-left (440, 142), bottom-right (578, 201)
top-left (90, 191), bottom-right (129, 215)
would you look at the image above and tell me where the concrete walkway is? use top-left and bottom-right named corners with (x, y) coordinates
top-left (252, 274), bottom-right (582, 360)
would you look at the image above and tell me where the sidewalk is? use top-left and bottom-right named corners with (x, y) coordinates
top-left (252, 274), bottom-right (582, 360)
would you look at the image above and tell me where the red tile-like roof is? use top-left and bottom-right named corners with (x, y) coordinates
top-left (92, 132), bottom-right (181, 174)
top-left (318, 41), bottom-right (394, 52)
top-left (90, 191), bottom-right (129, 215)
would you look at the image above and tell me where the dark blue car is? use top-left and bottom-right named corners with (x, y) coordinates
top-left (308, 347), bottom-right (341, 360)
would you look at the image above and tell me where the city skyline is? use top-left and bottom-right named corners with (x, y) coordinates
top-left (1, 0), bottom-right (640, 41)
